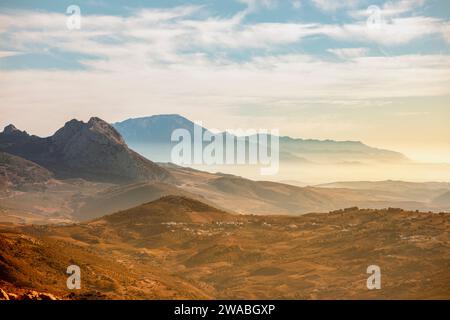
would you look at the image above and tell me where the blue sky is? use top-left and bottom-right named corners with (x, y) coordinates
top-left (0, 0), bottom-right (449, 162)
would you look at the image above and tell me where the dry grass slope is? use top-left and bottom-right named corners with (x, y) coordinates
top-left (1, 196), bottom-right (449, 300)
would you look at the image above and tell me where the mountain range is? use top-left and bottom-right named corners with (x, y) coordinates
top-left (0, 115), bottom-right (449, 300)
top-left (113, 114), bottom-right (408, 164)
top-left (0, 116), bottom-right (449, 225)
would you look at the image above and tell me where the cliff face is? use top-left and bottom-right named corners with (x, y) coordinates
top-left (0, 117), bottom-right (171, 183)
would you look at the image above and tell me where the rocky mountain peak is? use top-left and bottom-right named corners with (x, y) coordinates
top-left (2, 124), bottom-right (28, 137)
top-left (0, 117), bottom-right (172, 183)
top-left (52, 117), bottom-right (125, 149)
top-left (87, 117), bottom-right (125, 145)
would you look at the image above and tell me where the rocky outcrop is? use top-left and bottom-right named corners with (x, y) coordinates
top-left (0, 117), bottom-right (172, 184)
top-left (0, 288), bottom-right (58, 300)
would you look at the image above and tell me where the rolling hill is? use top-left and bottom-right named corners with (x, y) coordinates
top-left (1, 196), bottom-right (449, 299)
top-left (71, 182), bottom-right (212, 221)
top-left (0, 152), bottom-right (53, 194)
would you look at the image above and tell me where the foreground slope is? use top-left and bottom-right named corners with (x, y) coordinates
top-left (1, 196), bottom-right (448, 299)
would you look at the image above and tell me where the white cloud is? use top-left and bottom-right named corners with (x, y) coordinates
top-left (1, 53), bottom-right (449, 134)
top-left (0, 4), bottom-right (446, 64)
top-left (442, 23), bottom-right (450, 43)
top-left (0, 6), bottom-right (449, 137)
top-left (327, 47), bottom-right (368, 59)
top-left (351, 0), bottom-right (426, 19)
top-left (382, 0), bottom-right (426, 15)
top-left (0, 51), bottom-right (21, 58)
top-left (320, 16), bottom-right (445, 46)
top-left (292, 1), bottom-right (302, 9)
top-left (311, 0), bottom-right (360, 12)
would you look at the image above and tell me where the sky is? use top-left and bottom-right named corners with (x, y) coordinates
top-left (0, 0), bottom-right (449, 163)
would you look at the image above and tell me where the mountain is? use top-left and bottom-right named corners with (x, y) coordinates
top-left (278, 136), bottom-right (408, 163)
top-left (433, 191), bottom-right (450, 207)
top-left (1, 197), bottom-right (449, 299)
top-left (113, 114), bottom-right (209, 163)
top-left (0, 152), bottom-right (53, 194)
top-left (318, 180), bottom-right (450, 204)
top-left (113, 114), bottom-right (207, 144)
top-left (0, 116), bottom-right (446, 225)
top-left (0, 117), bottom-right (171, 183)
top-left (99, 195), bottom-right (236, 227)
top-left (72, 182), bottom-right (211, 221)
top-left (113, 114), bottom-right (409, 164)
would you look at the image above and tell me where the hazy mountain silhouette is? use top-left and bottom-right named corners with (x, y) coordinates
top-left (113, 114), bottom-right (209, 163)
top-left (113, 114), bottom-right (408, 164)
top-left (72, 182), bottom-right (212, 221)
top-left (433, 191), bottom-right (450, 207)
top-left (113, 114), bottom-right (208, 143)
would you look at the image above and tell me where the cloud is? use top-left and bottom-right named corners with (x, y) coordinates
top-left (323, 16), bottom-right (445, 46)
top-left (0, 5), bottom-right (449, 137)
top-left (442, 22), bottom-right (450, 43)
top-left (292, 1), bottom-right (302, 9)
top-left (237, 0), bottom-right (278, 12)
top-left (327, 47), bottom-right (368, 59)
top-left (350, 0), bottom-right (426, 19)
top-left (0, 51), bottom-right (21, 58)
top-left (1, 7), bottom-right (445, 68)
top-left (311, 0), bottom-right (360, 12)
top-left (381, 0), bottom-right (426, 16)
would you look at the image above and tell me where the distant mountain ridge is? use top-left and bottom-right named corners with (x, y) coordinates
top-left (114, 114), bottom-right (209, 143)
top-left (113, 114), bottom-right (408, 164)
top-left (0, 117), bottom-right (171, 183)
top-left (113, 114), bottom-right (209, 163)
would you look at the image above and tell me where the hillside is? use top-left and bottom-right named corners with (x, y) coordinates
top-left (0, 152), bottom-right (53, 194)
top-left (0, 225), bottom-right (207, 299)
top-left (433, 191), bottom-right (450, 207)
top-left (72, 182), bottom-right (209, 221)
top-left (99, 195), bottom-right (236, 226)
top-left (318, 180), bottom-right (450, 211)
top-left (0, 196), bottom-right (448, 299)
